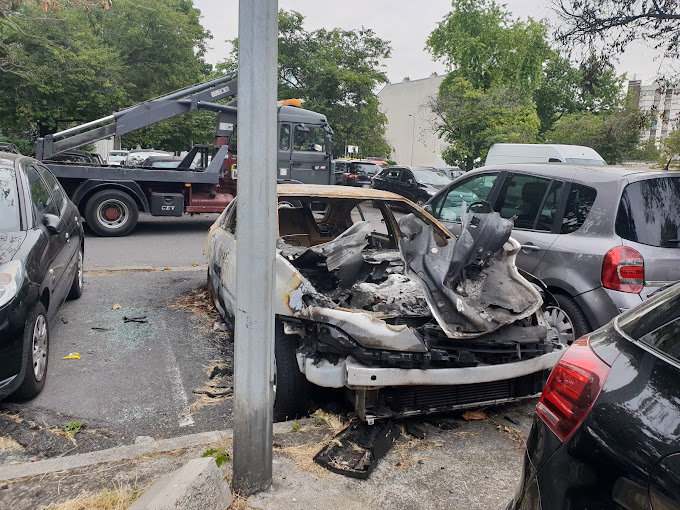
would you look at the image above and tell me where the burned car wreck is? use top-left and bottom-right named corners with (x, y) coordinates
top-left (206, 185), bottom-right (564, 423)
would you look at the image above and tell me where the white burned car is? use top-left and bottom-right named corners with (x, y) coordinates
top-left (206, 185), bottom-right (564, 423)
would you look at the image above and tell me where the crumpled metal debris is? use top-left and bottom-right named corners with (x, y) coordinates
top-left (398, 211), bottom-right (541, 338)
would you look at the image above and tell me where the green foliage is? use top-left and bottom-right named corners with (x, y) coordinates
top-left (661, 129), bottom-right (680, 169)
top-left (432, 77), bottom-right (540, 169)
top-left (0, 0), bottom-right (213, 150)
top-left (220, 10), bottom-right (392, 159)
top-left (534, 53), bottom-right (623, 133)
top-left (546, 99), bottom-right (648, 164)
top-left (627, 138), bottom-right (661, 163)
top-left (291, 421), bottom-right (301, 432)
top-left (426, 0), bottom-right (550, 93)
top-left (61, 419), bottom-right (84, 439)
top-left (202, 447), bottom-right (230, 468)
top-left (0, 135), bottom-right (32, 155)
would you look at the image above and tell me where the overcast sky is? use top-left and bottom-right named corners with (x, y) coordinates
top-left (193, 0), bottom-right (671, 86)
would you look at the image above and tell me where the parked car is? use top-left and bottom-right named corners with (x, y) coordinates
top-left (44, 149), bottom-right (104, 165)
top-left (372, 166), bottom-right (452, 205)
top-left (123, 149), bottom-right (173, 167)
top-left (336, 160), bottom-right (383, 187)
top-left (106, 150), bottom-right (129, 166)
top-left (140, 155), bottom-right (184, 169)
top-left (426, 164), bottom-right (680, 345)
top-left (0, 152), bottom-right (84, 400)
top-left (206, 184), bottom-right (565, 422)
top-left (437, 167), bottom-right (465, 180)
top-left (485, 143), bottom-right (606, 166)
top-left (0, 142), bottom-right (21, 155)
top-left (510, 281), bottom-right (680, 509)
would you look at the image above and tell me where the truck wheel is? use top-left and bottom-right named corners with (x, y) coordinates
top-left (85, 189), bottom-right (139, 237)
top-left (274, 321), bottom-right (310, 422)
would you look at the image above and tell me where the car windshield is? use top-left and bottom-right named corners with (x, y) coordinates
top-left (0, 167), bottom-right (20, 232)
top-left (349, 163), bottom-right (380, 176)
top-left (412, 169), bottom-right (451, 187)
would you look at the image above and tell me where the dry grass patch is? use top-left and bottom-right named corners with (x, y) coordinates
top-left (169, 285), bottom-right (222, 325)
top-left (391, 435), bottom-right (444, 469)
top-left (275, 439), bottom-right (333, 479)
top-left (229, 492), bottom-right (248, 510)
top-left (190, 362), bottom-right (233, 411)
top-left (39, 486), bottom-right (140, 510)
top-left (0, 436), bottom-right (23, 451)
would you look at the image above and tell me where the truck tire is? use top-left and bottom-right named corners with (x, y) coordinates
top-left (84, 189), bottom-right (139, 237)
top-left (274, 320), bottom-right (310, 422)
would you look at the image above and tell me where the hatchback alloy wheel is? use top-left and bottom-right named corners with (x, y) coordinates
top-left (543, 306), bottom-right (575, 345)
top-left (32, 314), bottom-right (48, 382)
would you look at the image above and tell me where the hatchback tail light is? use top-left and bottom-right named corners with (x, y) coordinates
top-left (345, 173), bottom-right (359, 180)
top-left (536, 336), bottom-right (611, 442)
top-left (601, 246), bottom-right (644, 293)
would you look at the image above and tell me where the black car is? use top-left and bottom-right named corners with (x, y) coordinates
top-left (372, 166), bottom-right (451, 205)
top-left (510, 281), bottom-right (680, 509)
top-left (0, 152), bottom-right (84, 400)
top-left (338, 160), bottom-right (383, 187)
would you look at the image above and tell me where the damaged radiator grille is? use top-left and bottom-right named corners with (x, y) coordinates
top-left (378, 371), bottom-right (550, 416)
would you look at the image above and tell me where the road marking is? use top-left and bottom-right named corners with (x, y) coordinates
top-left (165, 341), bottom-right (195, 428)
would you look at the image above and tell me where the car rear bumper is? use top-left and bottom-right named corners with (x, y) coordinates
top-left (296, 346), bottom-right (565, 389)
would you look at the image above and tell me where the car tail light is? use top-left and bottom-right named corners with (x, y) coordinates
top-left (345, 173), bottom-right (359, 180)
top-left (601, 246), bottom-right (644, 293)
top-left (536, 336), bottom-right (611, 442)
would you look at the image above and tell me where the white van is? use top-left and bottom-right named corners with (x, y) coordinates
top-left (484, 143), bottom-right (606, 166)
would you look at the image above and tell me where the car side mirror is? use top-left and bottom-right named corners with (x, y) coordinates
top-left (43, 213), bottom-right (60, 235)
top-left (407, 179), bottom-right (415, 185)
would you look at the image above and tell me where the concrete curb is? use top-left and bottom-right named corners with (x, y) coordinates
top-left (0, 422), bottom-right (293, 482)
top-left (84, 264), bottom-right (208, 275)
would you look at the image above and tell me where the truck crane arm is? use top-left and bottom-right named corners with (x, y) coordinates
top-left (36, 74), bottom-right (238, 159)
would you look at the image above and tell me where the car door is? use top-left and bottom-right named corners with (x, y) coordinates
top-left (36, 164), bottom-right (80, 283)
top-left (399, 168), bottom-right (421, 202)
top-left (23, 164), bottom-right (70, 314)
top-left (290, 123), bottom-right (331, 184)
top-left (492, 172), bottom-right (565, 273)
top-left (277, 123), bottom-right (293, 180)
top-left (374, 167), bottom-right (402, 194)
top-left (209, 202), bottom-right (238, 320)
top-left (428, 171), bottom-right (503, 234)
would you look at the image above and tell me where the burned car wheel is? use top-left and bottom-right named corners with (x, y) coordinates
top-left (273, 321), bottom-right (309, 422)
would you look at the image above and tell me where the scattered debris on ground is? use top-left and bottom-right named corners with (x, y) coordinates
top-left (122, 316), bottom-right (147, 324)
top-left (191, 362), bottom-right (234, 411)
top-left (169, 285), bottom-right (221, 325)
top-left (313, 420), bottom-right (400, 478)
top-left (462, 410), bottom-right (487, 421)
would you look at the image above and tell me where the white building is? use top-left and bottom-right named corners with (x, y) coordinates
top-left (629, 79), bottom-right (680, 141)
top-left (378, 73), bottom-right (447, 166)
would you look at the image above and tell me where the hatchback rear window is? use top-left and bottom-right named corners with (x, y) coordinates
top-left (0, 168), bottom-right (20, 232)
top-left (616, 177), bottom-right (680, 248)
top-left (618, 283), bottom-right (680, 362)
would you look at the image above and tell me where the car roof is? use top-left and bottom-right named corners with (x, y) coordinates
top-left (476, 163), bottom-right (672, 182)
top-left (278, 183), bottom-right (408, 201)
top-left (0, 151), bottom-right (25, 168)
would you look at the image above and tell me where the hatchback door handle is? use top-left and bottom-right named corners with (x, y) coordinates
top-left (291, 162), bottom-right (302, 167)
top-left (521, 244), bottom-right (540, 252)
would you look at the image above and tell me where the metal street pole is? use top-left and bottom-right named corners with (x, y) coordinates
top-left (232, 0), bottom-right (278, 495)
top-left (408, 114), bottom-right (415, 166)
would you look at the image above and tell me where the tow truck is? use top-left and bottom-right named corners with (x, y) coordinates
top-left (36, 74), bottom-right (334, 236)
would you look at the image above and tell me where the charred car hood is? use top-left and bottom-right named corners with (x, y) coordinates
top-left (0, 231), bottom-right (26, 265)
top-left (277, 211), bottom-right (541, 341)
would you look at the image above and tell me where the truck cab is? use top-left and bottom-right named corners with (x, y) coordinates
top-left (277, 105), bottom-right (333, 185)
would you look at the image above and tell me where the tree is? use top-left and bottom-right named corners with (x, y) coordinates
top-left (546, 98), bottom-right (648, 163)
top-left (0, 0), bottom-right (212, 151)
top-left (660, 127), bottom-right (680, 169)
top-left (426, 0), bottom-right (551, 92)
top-left (220, 10), bottom-right (392, 159)
top-left (534, 53), bottom-right (623, 133)
top-left (553, 0), bottom-right (680, 58)
top-left (430, 77), bottom-right (540, 169)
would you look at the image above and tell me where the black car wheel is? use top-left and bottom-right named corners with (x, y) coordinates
top-left (543, 293), bottom-right (590, 344)
top-left (67, 244), bottom-right (84, 299)
top-left (85, 189), bottom-right (139, 237)
top-left (273, 321), bottom-right (310, 421)
top-left (14, 303), bottom-right (49, 400)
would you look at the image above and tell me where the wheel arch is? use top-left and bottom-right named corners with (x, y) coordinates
top-left (73, 180), bottom-right (149, 215)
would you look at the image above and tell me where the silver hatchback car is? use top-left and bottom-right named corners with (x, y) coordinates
top-left (427, 164), bottom-right (680, 343)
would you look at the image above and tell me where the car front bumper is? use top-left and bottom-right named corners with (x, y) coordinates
top-left (296, 347), bottom-right (566, 390)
